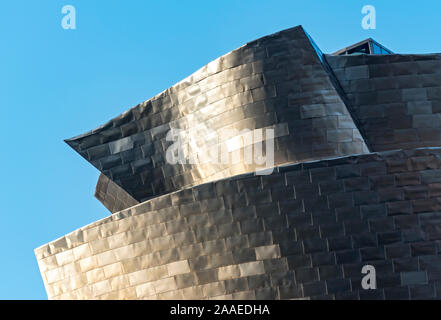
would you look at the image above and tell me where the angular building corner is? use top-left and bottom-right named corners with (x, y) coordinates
top-left (35, 25), bottom-right (441, 300)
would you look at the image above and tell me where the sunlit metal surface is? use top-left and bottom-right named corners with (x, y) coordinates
top-left (65, 25), bottom-right (368, 204)
top-left (35, 25), bottom-right (441, 300)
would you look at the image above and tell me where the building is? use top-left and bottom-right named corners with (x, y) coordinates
top-left (35, 25), bottom-right (441, 300)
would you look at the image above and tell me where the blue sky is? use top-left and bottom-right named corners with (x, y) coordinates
top-left (1, 0), bottom-right (440, 299)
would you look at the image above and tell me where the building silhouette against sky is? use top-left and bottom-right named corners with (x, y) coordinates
top-left (35, 25), bottom-right (441, 300)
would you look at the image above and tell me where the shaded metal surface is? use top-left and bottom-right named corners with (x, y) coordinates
top-left (95, 174), bottom-right (139, 213)
top-left (66, 25), bottom-right (368, 204)
top-left (327, 53), bottom-right (441, 151)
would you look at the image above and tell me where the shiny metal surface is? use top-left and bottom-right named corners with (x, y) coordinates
top-left (66, 25), bottom-right (368, 204)
top-left (35, 25), bottom-right (441, 300)
top-left (36, 148), bottom-right (441, 299)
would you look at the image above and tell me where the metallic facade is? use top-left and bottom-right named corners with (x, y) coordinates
top-left (36, 25), bottom-right (441, 299)
top-left (327, 54), bottom-right (441, 151)
top-left (64, 26), bottom-right (369, 205)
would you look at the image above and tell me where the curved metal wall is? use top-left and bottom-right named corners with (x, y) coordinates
top-left (327, 54), bottom-right (441, 151)
top-left (36, 148), bottom-right (441, 300)
top-left (95, 173), bottom-right (139, 213)
top-left (36, 26), bottom-right (441, 300)
top-left (66, 26), bottom-right (368, 204)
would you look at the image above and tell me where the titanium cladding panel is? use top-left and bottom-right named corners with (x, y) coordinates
top-left (327, 54), bottom-right (441, 151)
top-left (94, 173), bottom-right (139, 213)
top-left (35, 25), bottom-right (441, 300)
top-left (36, 149), bottom-right (441, 300)
top-left (65, 25), bottom-right (368, 204)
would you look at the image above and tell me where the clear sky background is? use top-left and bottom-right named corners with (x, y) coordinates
top-left (1, 0), bottom-right (440, 299)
